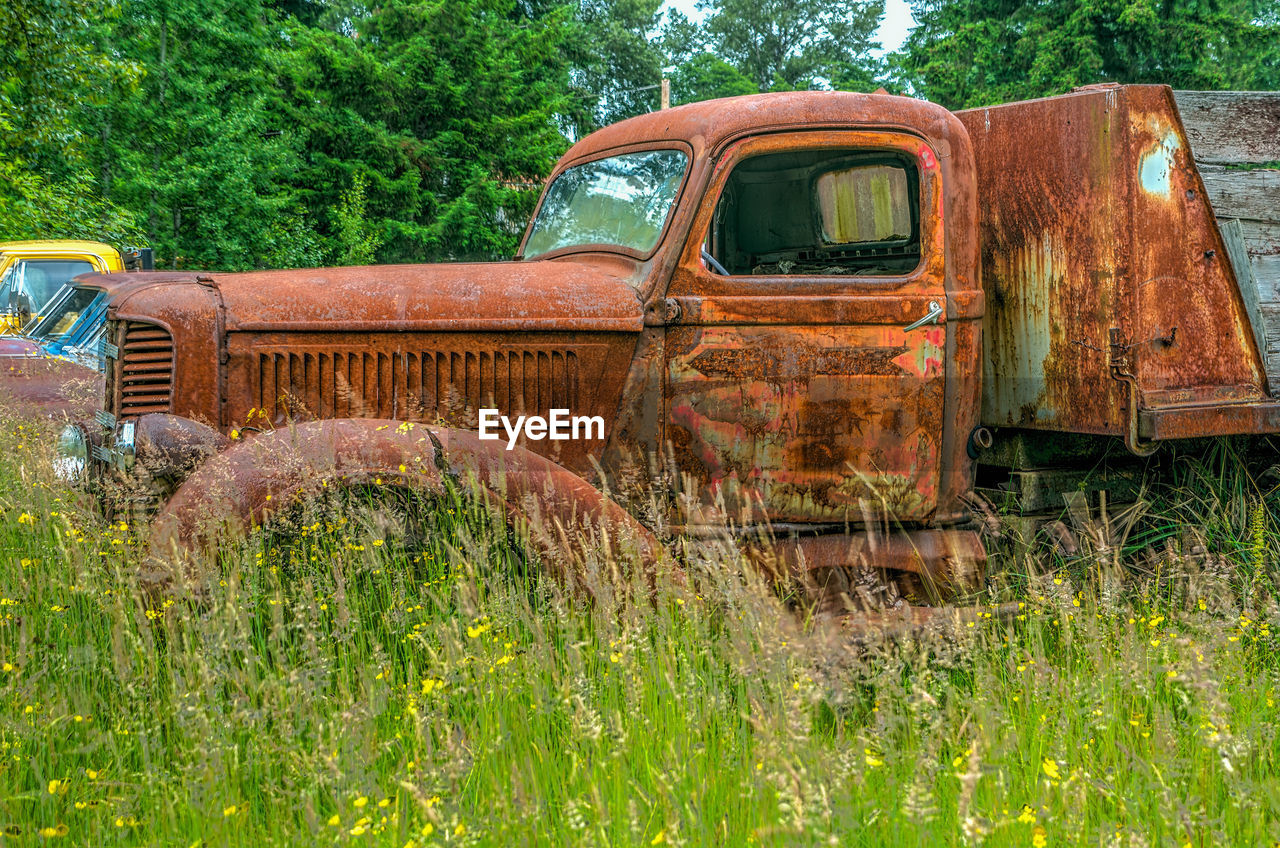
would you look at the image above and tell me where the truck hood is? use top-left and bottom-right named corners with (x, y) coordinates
top-left (81, 258), bottom-right (647, 334)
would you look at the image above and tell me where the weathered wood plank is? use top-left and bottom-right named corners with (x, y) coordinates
top-left (1240, 219), bottom-right (1280, 255)
top-left (1199, 168), bottom-right (1280, 223)
top-left (1254, 253), bottom-right (1280, 305)
top-left (1222, 219), bottom-right (1268, 359)
top-left (1174, 91), bottom-right (1280, 165)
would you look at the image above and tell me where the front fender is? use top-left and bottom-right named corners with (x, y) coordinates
top-left (148, 418), bottom-right (666, 589)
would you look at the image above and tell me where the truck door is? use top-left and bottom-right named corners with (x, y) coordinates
top-left (662, 131), bottom-right (951, 527)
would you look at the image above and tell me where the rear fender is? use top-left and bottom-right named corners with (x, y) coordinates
top-left (148, 418), bottom-right (665, 590)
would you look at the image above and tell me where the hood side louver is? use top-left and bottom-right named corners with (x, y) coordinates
top-left (254, 346), bottom-right (605, 426)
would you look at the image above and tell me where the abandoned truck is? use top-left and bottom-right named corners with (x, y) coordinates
top-left (54, 83), bottom-right (1280, 609)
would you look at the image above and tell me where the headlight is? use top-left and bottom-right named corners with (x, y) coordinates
top-left (54, 424), bottom-right (89, 485)
top-left (111, 419), bottom-right (137, 471)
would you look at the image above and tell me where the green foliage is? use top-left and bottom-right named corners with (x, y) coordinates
top-left (898, 0), bottom-right (1280, 108)
top-left (0, 165), bottom-right (145, 245)
top-left (272, 0), bottom-right (574, 263)
top-left (567, 0), bottom-right (667, 132)
top-left (0, 0), bottom-right (143, 242)
top-left (84, 0), bottom-right (313, 270)
top-left (694, 0), bottom-right (886, 92)
top-left (668, 53), bottom-right (757, 105)
top-left (330, 174), bottom-right (383, 266)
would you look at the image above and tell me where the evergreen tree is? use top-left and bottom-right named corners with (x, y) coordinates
top-left (696, 0), bottom-right (885, 92)
top-left (85, 0), bottom-right (310, 269)
top-left (899, 0), bottom-right (1280, 108)
top-left (271, 0), bottom-right (575, 263)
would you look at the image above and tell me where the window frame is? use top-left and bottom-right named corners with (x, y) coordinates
top-left (674, 130), bottom-right (945, 295)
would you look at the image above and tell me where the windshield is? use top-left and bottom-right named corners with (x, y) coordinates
top-left (0, 259), bottom-right (95, 333)
top-left (524, 149), bottom-right (687, 259)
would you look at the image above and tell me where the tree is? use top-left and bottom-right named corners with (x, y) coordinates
top-left (272, 0), bottom-right (576, 262)
top-left (696, 0), bottom-right (885, 92)
top-left (83, 0), bottom-right (313, 269)
top-left (567, 0), bottom-right (667, 133)
top-left (897, 0), bottom-right (1280, 109)
top-left (667, 53), bottom-right (757, 105)
top-left (0, 0), bottom-right (143, 241)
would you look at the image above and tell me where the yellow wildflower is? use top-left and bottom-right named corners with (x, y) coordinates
top-left (48, 779), bottom-right (68, 796)
top-left (1017, 805), bottom-right (1036, 824)
top-left (223, 805), bottom-right (238, 817)
top-left (1041, 758), bottom-right (1061, 780)
top-left (354, 796), bottom-right (369, 809)
top-left (1032, 825), bottom-right (1048, 847)
top-left (651, 830), bottom-right (666, 845)
top-left (328, 815), bottom-right (341, 826)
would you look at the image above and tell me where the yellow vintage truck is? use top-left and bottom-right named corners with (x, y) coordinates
top-left (0, 240), bottom-right (131, 334)
top-left (0, 240), bottom-right (152, 416)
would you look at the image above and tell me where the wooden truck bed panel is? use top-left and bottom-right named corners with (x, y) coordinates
top-left (958, 85), bottom-right (1277, 440)
top-left (1174, 90), bottom-right (1280, 392)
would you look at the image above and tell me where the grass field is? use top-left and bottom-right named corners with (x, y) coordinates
top-left (1, 410), bottom-right (1279, 846)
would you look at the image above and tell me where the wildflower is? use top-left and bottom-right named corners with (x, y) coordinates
top-left (378, 798), bottom-right (391, 808)
top-left (223, 805), bottom-right (238, 817)
top-left (651, 831), bottom-right (666, 845)
top-left (328, 815), bottom-right (341, 826)
top-left (1032, 825), bottom-right (1048, 847)
top-left (1, 663), bottom-right (14, 672)
top-left (85, 770), bottom-right (99, 780)
top-left (17, 512), bottom-right (35, 525)
top-left (38, 825), bottom-right (68, 837)
top-left (354, 796), bottom-right (369, 809)
top-left (1041, 758), bottom-right (1060, 780)
top-left (420, 823), bottom-right (434, 837)
top-left (399, 464), bottom-right (407, 473)
top-left (610, 652), bottom-right (622, 664)
top-left (351, 824), bottom-right (367, 836)
top-left (48, 779), bottom-right (68, 796)
top-left (864, 748), bottom-right (884, 767)
top-left (1017, 805), bottom-right (1036, 824)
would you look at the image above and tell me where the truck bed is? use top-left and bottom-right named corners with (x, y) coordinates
top-left (956, 84), bottom-right (1280, 444)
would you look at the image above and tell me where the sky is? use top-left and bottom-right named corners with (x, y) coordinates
top-left (658, 0), bottom-right (917, 54)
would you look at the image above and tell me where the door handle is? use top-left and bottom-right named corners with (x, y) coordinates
top-left (903, 300), bottom-right (944, 332)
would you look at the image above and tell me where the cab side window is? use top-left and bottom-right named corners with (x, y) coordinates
top-left (705, 149), bottom-right (920, 277)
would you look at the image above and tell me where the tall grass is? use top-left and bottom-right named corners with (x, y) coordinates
top-left (1, 412), bottom-right (1279, 846)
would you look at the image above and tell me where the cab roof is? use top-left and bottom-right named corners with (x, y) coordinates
top-left (561, 91), bottom-right (962, 164)
top-left (0, 240), bottom-right (120, 258)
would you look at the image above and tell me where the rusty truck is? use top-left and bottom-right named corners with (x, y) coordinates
top-left (52, 83), bottom-right (1280, 612)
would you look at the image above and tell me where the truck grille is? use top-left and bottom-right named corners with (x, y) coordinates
top-left (115, 321), bottom-right (174, 416)
top-left (255, 348), bottom-right (585, 423)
